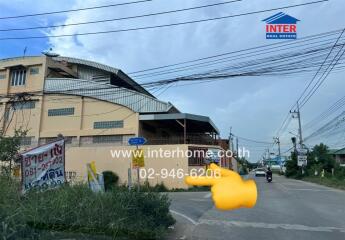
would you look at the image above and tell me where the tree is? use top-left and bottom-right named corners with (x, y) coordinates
top-left (0, 129), bottom-right (27, 177)
top-left (308, 143), bottom-right (335, 173)
top-left (285, 151), bottom-right (299, 177)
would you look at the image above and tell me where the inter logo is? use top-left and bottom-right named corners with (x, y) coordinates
top-left (263, 12), bottom-right (300, 40)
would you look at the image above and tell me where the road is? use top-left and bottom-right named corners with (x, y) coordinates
top-left (167, 174), bottom-right (345, 240)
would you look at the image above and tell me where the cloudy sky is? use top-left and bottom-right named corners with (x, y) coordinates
top-left (1, 0), bottom-right (344, 161)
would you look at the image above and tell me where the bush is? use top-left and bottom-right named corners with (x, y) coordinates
top-left (0, 177), bottom-right (175, 239)
top-left (102, 171), bottom-right (119, 191)
top-left (140, 181), bottom-right (169, 192)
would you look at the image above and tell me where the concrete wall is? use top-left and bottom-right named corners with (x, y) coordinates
top-left (39, 94), bottom-right (139, 139)
top-left (65, 144), bottom-right (191, 189)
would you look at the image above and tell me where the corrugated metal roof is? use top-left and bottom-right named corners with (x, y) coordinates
top-left (53, 56), bottom-right (120, 74)
top-left (329, 148), bottom-right (345, 155)
top-left (52, 56), bottom-right (154, 97)
top-left (44, 78), bottom-right (174, 113)
top-left (139, 113), bottom-right (219, 134)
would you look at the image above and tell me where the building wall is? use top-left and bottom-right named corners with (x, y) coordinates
top-left (1, 93), bottom-right (139, 150)
top-left (0, 56), bottom-right (46, 96)
top-left (0, 57), bottom-right (223, 189)
top-left (65, 144), bottom-right (192, 189)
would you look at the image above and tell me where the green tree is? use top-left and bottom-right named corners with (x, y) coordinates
top-left (285, 151), bottom-right (299, 177)
top-left (0, 129), bottom-right (27, 176)
top-left (308, 143), bottom-right (335, 173)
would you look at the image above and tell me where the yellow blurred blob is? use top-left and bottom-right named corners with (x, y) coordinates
top-left (185, 163), bottom-right (257, 211)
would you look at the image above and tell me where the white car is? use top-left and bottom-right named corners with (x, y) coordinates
top-left (255, 168), bottom-right (266, 177)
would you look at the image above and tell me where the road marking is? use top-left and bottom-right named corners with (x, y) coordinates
top-left (276, 182), bottom-right (289, 192)
top-left (190, 198), bottom-right (208, 202)
top-left (203, 192), bottom-right (212, 198)
top-left (170, 210), bottom-right (198, 225)
top-left (285, 188), bottom-right (335, 192)
top-left (198, 219), bottom-right (345, 233)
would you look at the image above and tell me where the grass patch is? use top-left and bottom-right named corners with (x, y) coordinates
top-left (302, 176), bottom-right (345, 190)
top-left (0, 176), bottom-right (175, 239)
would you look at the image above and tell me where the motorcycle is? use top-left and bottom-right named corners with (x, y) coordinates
top-left (266, 175), bottom-right (272, 183)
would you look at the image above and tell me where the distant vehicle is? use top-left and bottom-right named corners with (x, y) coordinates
top-left (255, 168), bottom-right (266, 177)
top-left (267, 174), bottom-right (272, 182)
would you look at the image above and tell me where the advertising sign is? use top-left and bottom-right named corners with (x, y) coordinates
top-left (204, 148), bottom-right (220, 164)
top-left (87, 161), bottom-right (104, 193)
top-left (132, 149), bottom-right (145, 168)
top-left (297, 155), bottom-right (308, 167)
top-left (21, 139), bottom-right (65, 193)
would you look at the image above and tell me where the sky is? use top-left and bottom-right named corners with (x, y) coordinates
top-left (1, 0), bottom-right (344, 161)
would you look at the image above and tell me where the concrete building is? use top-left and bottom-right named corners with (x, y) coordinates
top-left (329, 148), bottom-right (345, 167)
top-left (0, 54), bottom-right (234, 188)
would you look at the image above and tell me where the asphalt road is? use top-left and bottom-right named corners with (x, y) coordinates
top-left (167, 174), bottom-right (345, 240)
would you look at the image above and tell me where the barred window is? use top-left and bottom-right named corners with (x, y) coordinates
top-left (39, 136), bottom-right (75, 145)
top-left (94, 120), bottom-right (124, 129)
top-left (30, 67), bottom-right (39, 75)
top-left (12, 101), bottom-right (35, 110)
top-left (0, 74), bottom-right (6, 80)
top-left (20, 137), bottom-right (34, 146)
top-left (48, 107), bottom-right (75, 116)
top-left (10, 69), bottom-right (26, 86)
top-left (92, 135), bottom-right (123, 144)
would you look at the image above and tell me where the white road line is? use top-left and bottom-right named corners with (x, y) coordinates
top-left (199, 219), bottom-right (345, 233)
top-left (276, 182), bottom-right (289, 192)
top-left (203, 192), bottom-right (212, 198)
top-left (170, 210), bottom-right (198, 225)
top-left (285, 188), bottom-right (335, 192)
top-left (190, 198), bottom-right (208, 202)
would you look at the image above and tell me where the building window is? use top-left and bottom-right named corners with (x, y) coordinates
top-left (29, 67), bottom-right (39, 75)
top-left (39, 136), bottom-right (76, 145)
top-left (12, 101), bottom-right (35, 110)
top-left (92, 135), bottom-right (123, 144)
top-left (20, 137), bottom-right (34, 146)
top-left (48, 107), bottom-right (75, 116)
top-left (0, 74), bottom-right (6, 80)
top-left (93, 120), bottom-right (124, 129)
top-left (188, 147), bottom-right (207, 166)
top-left (10, 69), bottom-right (26, 86)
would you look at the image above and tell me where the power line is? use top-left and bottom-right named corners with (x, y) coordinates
top-left (293, 30), bottom-right (345, 108)
top-left (232, 134), bottom-right (272, 144)
top-left (299, 44), bottom-right (345, 108)
top-left (0, 0), bottom-right (152, 20)
top-left (134, 36), bottom-right (344, 79)
top-left (0, 0), bottom-right (242, 32)
top-left (303, 94), bottom-right (345, 130)
top-left (0, 0), bottom-right (328, 41)
top-left (131, 28), bottom-right (342, 77)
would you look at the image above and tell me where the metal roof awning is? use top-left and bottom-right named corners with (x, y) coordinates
top-left (139, 113), bottom-right (219, 134)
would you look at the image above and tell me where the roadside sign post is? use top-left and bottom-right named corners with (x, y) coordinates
top-left (297, 147), bottom-right (308, 175)
top-left (128, 137), bottom-right (146, 191)
top-left (87, 161), bottom-right (104, 193)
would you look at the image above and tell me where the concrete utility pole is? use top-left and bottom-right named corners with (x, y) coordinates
top-left (274, 137), bottom-right (281, 160)
top-left (236, 137), bottom-right (239, 158)
top-left (290, 101), bottom-right (303, 148)
top-left (229, 127), bottom-right (233, 152)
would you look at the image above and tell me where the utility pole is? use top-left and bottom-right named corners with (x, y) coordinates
top-left (236, 137), bottom-right (239, 159)
top-left (274, 137), bottom-right (281, 160)
top-left (229, 127), bottom-right (233, 152)
top-left (290, 101), bottom-right (306, 174)
top-left (290, 101), bottom-right (303, 148)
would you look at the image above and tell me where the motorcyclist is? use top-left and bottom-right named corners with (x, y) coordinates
top-left (266, 167), bottom-right (272, 181)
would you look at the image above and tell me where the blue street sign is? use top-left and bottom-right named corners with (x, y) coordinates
top-left (128, 137), bottom-right (146, 146)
